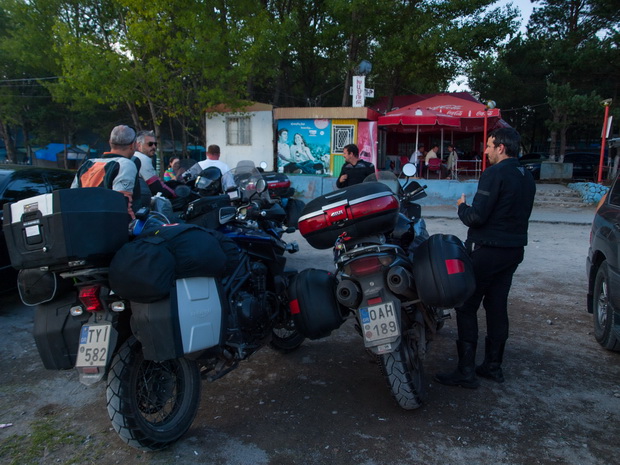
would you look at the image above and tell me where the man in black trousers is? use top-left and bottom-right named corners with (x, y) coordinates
top-left (435, 128), bottom-right (536, 388)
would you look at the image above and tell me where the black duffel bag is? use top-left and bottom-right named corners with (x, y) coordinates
top-left (109, 223), bottom-right (233, 303)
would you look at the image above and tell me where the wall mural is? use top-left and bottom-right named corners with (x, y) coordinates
top-left (276, 119), bottom-right (332, 174)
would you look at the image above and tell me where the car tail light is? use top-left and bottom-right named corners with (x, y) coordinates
top-left (78, 285), bottom-right (104, 312)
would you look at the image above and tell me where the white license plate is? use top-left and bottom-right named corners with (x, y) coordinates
top-left (359, 302), bottom-right (399, 344)
top-left (75, 323), bottom-right (111, 368)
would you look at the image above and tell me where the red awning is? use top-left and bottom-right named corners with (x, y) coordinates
top-left (378, 106), bottom-right (461, 129)
top-left (411, 94), bottom-right (502, 133)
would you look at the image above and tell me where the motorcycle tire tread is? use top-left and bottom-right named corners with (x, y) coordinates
top-left (106, 337), bottom-right (201, 451)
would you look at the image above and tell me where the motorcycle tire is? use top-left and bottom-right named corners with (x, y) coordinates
top-left (106, 336), bottom-right (201, 450)
top-left (270, 321), bottom-right (305, 353)
top-left (378, 333), bottom-right (428, 410)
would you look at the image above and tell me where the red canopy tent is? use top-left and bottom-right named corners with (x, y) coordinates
top-left (411, 94), bottom-right (503, 133)
top-left (378, 106), bottom-right (461, 151)
top-left (378, 106), bottom-right (461, 128)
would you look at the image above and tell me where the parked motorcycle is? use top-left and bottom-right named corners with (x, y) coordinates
top-left (2, 165), bottom-right (343, 450)
top-left (258, 164), bottom-right (306, 230)
top-left (297, 163), bottom-right (475, 409)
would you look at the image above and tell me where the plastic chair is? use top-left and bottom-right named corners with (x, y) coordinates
top-left (426, 158), bottom-right (442, 179)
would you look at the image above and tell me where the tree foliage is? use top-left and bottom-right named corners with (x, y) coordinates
top-left (469, 0), bottom-right (619, 155)
top-left (0, 0), bottom-right (617, 158)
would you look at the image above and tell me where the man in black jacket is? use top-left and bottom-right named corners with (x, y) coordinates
top-left (435, 128), bottom-right (536, 388)
top-left (336, 144), bottom-right (375, 188)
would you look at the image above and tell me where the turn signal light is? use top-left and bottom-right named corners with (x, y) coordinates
top-left (78, 286), bottom-right (104, 312)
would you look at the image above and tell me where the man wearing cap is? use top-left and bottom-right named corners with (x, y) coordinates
top-left (71, 125), bottom-right (142, 218)
top-left (133, 130), bottom-right (176, 199)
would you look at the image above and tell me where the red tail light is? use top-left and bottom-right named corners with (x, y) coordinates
top-left (78, 286), bottom-right (104, 312)
top-left (346, 255), bottom-right (394, 277)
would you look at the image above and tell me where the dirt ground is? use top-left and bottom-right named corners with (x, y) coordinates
top-left (1, 211), bottom-right (619, 465)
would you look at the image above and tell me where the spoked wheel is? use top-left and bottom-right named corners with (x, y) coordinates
top-left (378, 331), bottom-right (427, 410)
top-left (106, 337), bottom-right (201, 450)
top-left (593, 261), bottom-right (620, 351)
top-left (270, 319), bottom-right (305, 353)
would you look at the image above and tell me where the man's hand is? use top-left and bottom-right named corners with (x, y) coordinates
top-left (339, 174), bottom-right (348, 183)
top-left (457, 193), bottom-right (466, 207)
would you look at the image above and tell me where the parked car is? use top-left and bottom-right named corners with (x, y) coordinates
top-left (519, 152), bottom-right (550, 180)
top-left (0, 166), bottom-right (75, 293)
top-left (586, 173), bottom-right (620, 351)
top-left (564, 152), bottom-right (608, 181)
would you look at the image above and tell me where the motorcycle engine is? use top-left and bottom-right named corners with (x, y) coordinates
top-left (232, 262), bottom-right (272, 334)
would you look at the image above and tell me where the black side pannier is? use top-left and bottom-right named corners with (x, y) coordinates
top-left (411, 234), bottom-right (475, 308)
top-left (288, 268), bottom-right (347, 339)
top-left (109, 223), bottom-right (231, 303)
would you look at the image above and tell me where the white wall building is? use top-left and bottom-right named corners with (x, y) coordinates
top-left (205, 102), bottom-right (275, 170)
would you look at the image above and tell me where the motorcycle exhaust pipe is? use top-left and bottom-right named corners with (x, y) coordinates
top-left (387, 266), bottom-right (417, 300)
top-left (336, 279), bottom-right (362, 308)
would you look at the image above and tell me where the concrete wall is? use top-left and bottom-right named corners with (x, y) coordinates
top-left (205, 110), bottom-right (274, 170)
top-left (287, 175), bottom-right (479, 206)
top-left (541, 162), bottom-right (572, 180)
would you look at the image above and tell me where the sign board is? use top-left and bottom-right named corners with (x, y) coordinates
top-left (352, 76), bottom-right (365, 107)
top-left (349, 87), bottom-right (374, 97)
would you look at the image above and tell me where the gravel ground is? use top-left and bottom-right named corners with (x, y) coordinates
top-left (0, 206), bottom-right (618, 465)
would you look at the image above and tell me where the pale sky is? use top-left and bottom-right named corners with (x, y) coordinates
top-left (448, 0), bottom-right (535, 92)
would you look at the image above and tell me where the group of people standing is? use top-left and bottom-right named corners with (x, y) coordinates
top-left (71, 125), bottom-right (230, 218)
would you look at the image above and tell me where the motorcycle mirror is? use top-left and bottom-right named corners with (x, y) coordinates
top-left (259, 161), bottom-right (268, 170)
top-left (402, 163), bottom-right (417, 177)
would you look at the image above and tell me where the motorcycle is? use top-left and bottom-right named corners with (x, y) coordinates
top-left (297, 163), bottom-right (474, 409)
top-left (257, 163), bottom-right (306, 230)
top-left (2, 164), bottom-right (345, 450)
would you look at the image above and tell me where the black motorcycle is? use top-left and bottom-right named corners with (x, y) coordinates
top-left (2, 165), bottom-right (344, 450)
top-left (297, 163), bottom-right (474, 409)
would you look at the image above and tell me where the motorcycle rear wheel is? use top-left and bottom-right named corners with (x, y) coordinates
top-left (378, 333), bottom-right (427, 410)
top-left (106, 336), bottom-right (201, 450)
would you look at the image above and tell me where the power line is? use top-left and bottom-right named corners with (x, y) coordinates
top-left (0, 76), bottom-right (61, 83)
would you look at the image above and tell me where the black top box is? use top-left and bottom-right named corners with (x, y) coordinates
top-left (3, 188), bottom-right (130, 270)
top-left (298, 182), bottom-right (400, 249)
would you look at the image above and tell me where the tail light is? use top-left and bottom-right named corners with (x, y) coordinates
top-left (344, 255), bottom-right (394, 277)
top-left (78, 285), bottom-right (104, 312)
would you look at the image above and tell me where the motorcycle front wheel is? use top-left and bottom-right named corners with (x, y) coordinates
top-left (270, 320), bottom-right (305, 353)
top-left (378, 332), bottom-right (427, 410)
top-left (106, 337), bottom-right (201, 450)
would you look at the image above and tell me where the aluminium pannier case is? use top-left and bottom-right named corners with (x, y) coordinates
top-left (2, 188), bottom-right (130, 270)
top-left (298, 182), bottom-right (400, 249)
top-left (288, 268), bottom-right (347, 339)
top-left (131, 277), bottom-right (226, 361)
top-left (411, 234), bottom-right (475, 308)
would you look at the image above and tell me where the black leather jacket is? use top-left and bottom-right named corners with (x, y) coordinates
top-left (458, 157), bottom-right (536, 247)
top-left (336, 159), bottom-right (375, 188)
